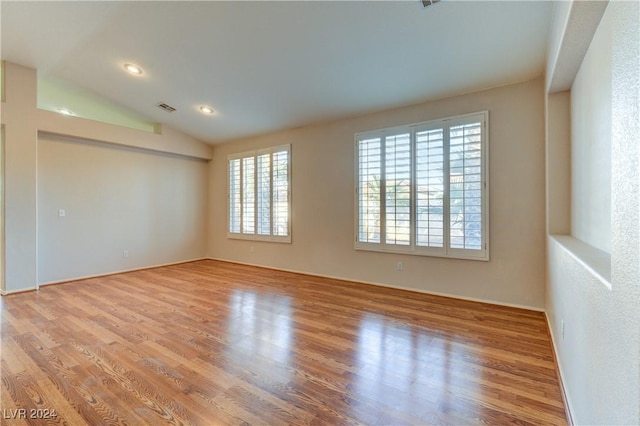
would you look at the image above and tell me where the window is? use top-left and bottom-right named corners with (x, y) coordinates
top-left (228, 145), bottom-right (291, 242)
top-left (355, 112), bottom-right (489, 260)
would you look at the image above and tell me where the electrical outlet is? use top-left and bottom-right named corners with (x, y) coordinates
top-left (396, 261), bottom-right (403, 271)
top-left (123, 250), bottom-right (129, 259)
top-left (58, 209), bottom-right (66, 217)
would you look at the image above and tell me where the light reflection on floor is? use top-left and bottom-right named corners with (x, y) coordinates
top-left (218, 289), bottom-right (496, 423)
top-left (353, 312), bottom-right (477, 421)
top-left (225, 290), bottom-right (294, 377)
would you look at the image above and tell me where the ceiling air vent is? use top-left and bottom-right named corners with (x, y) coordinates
top-left (156, 102), bottom-right (176, 113)
top-left (422, 0), bottom-right (440, 7)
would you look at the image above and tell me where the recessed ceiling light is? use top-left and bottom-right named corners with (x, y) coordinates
top-left (124, 63), bottom-right (143, 75)
top-left (57, 108), bottom-right (74, 116)
top-left (199, 106), bottom-right (215, 115)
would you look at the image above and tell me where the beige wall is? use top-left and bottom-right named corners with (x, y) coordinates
top-left (546, 1), bottom-right (640, 424)
top-left (2, 63), bottom-right (38, 293)
top-left (570, 12), bottom-right (612, 252)
top-left (0, 62), bottom-right (212, 293)
top-left (37, 135), bottom-right (208, 284)
top-left (209, 78), bottom-right (547, 309)
top-left (545, 90), bottom-right (571, 235)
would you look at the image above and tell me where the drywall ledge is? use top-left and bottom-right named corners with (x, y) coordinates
top-left (36, 108), bottom-right (213, 160)
top-left (547, 0), bottom-right (609, 94)
top-left (550, 234), bottom-right (611, 288)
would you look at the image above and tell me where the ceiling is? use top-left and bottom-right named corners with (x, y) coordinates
top-left (1, 1), bottom-right (553, 145)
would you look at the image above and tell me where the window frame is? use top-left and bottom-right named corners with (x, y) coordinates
top-left (354, 111), bottom-right (489, 261)
top-left (227, 144), bottom-right (291, 243)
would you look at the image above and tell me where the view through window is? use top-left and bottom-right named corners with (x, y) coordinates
top-left (228, 145), bottom-right (291, 242)
top-left (356, 112), bottom-right (489, 260)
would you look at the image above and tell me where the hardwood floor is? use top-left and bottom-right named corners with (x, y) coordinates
top-left (0, 260), bottom-right (566, 425)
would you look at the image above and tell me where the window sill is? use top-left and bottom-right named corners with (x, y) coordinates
top-left (355, 244), bottom-right (489, 261)
top-left (227, 233), bottom-right (291, 244)
top-left (550, 235), bottom-right (611, 288)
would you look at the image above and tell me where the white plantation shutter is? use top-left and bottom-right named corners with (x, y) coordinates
top-left (228, 145), bottom-right (291, 242)
top-left (229, 159), bottom-right (241, 234)
top-left (449, 120), bottom-right (484, 252)
top-left (272, 150), bottom-right (289, 237)
top-left (385, 132), bottom-right (411, 246)
top-left (415, 127), bottom-right (445, 249)
top-left (356, 112), bottom-right (488, 260)
top-left (358, 137), bottom-right (382, 243)
top-left (242, 157), bottom-right (255, 234)
top-left (257, 154), bottom-right (271, 235)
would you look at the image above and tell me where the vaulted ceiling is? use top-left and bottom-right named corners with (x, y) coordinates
top-left (1, 1), bottom-right (553, 144)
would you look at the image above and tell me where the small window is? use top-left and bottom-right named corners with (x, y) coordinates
top-left (228, 145), bottom-right (291, 242)
top-left (355, 112), bottom-right (489, 260)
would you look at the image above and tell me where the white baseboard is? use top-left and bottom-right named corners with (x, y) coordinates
top-left (205, 257), bottom-right (544, 312)
top-left (1, 286), bottom-right (39, 296)
top-left (37, 258), bottom-right (208, 288)
top-left (545, 311), bottom-right (574, 425)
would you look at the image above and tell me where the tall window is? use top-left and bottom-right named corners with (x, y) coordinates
top-left (356, 112), bottom-right (488, 260)
top-left (228, 145), bottom-right (291, 242)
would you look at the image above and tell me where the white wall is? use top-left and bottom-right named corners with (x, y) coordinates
top-left (0, 62), bottom-right (213, 293)
top-left (37, 135), bottom-right (208, 284)
top-left (546, 1), bottom-right (640, 424)
top-left (209, 78), bottom-right (547, 310)
top-left (545, 90), bottom-right (571, 235)
top-left (570, 12), bottom-right (612, 252)
top-left (2, 63), bottom-right (38, 294)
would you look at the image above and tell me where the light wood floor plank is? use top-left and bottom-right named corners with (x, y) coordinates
top-left (1, 260), bottom-right (566, 425)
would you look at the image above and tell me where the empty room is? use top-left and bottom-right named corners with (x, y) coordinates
top-left (1, 1), bottom-right (638, 425)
